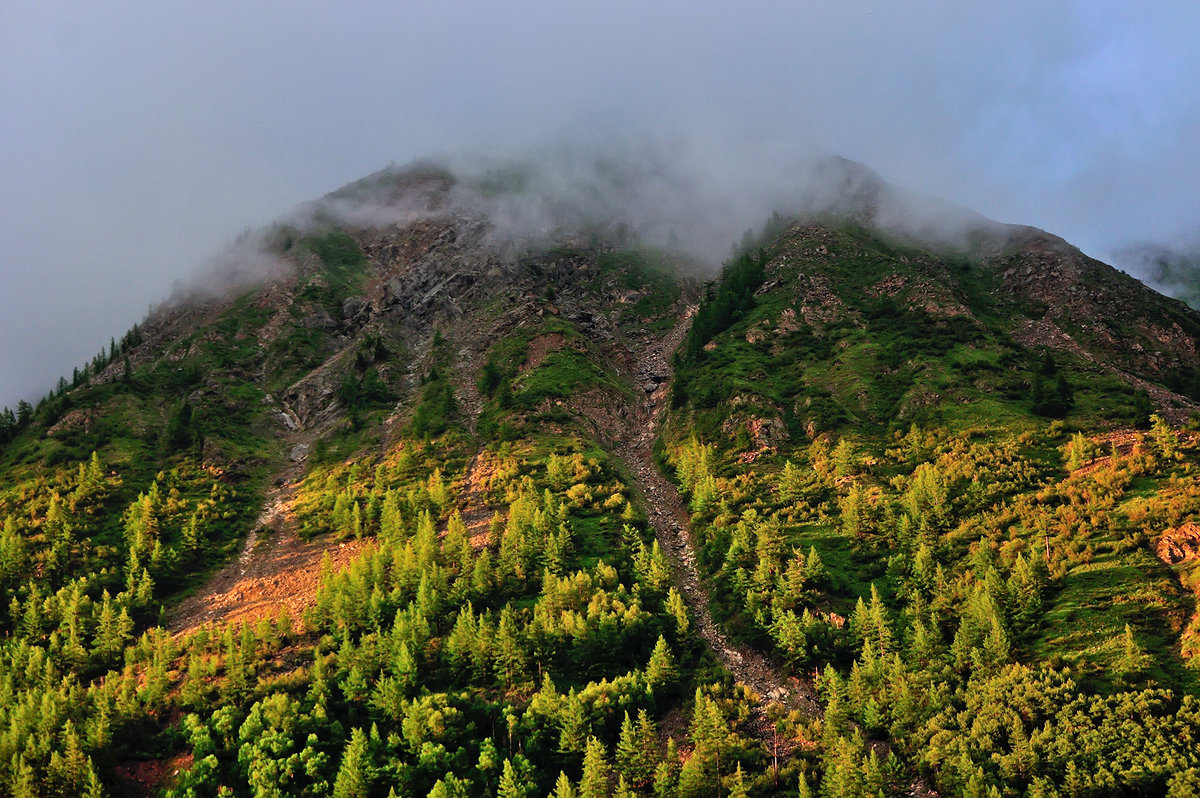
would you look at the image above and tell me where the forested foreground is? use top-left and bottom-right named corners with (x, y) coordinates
top-left (660, 416), bottom-right (1200, 797)
top-left (0, 428), bottom-right (816, 798)
top-left (4, 410), bottom-right (1200, 797)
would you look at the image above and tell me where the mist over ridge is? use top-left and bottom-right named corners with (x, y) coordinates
top-left (180, 135), bottom-right (1036, 307)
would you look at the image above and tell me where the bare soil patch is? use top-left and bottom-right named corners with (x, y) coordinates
top-left (168, 442), bottom-right (370, 635)
top-left (113, 752), bottom-right (193, 798)
top-left (1070, 429), bottom-right (1145, 477)
top-left (520, 332), bottom-right (567, 372)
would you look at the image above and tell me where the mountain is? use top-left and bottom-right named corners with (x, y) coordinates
top-left (2, 157), bottom-right (1200, 797)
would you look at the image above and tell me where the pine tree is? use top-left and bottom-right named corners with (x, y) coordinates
top-left (1064, 432), bottom-right (1094, 471)
top-left (667, 588), bottom-right (690, 634)
top-left (615, 709), bottom-right (657, 788)
top-left (0, 515), bottom-right (28, 590)
top-left (866, 584), bottom-right (894, 657)
top-left (840, 484), bottom-right (869, 539)
top-left (832, 438), bottom-right (858, 477)
top-left (779, 459), bottom-right (803, 503)
top-left (81, 759), bottom-right (104, 798)
top-left (728, 763), bottom-right (749, 798)
top-left (1150, 414), bottom-right (1179, 459)
top-left (1117, 623), bottom-right (1147, 681)
top-left (49, 719), bottom-right (90, 796)
top-left (685, 691), bottom-right (729, 794)
top-left (804, 546), bottom-right (825, 583)
top-left (579, 736), bottom-right (611, 798)
top-left (494, 606), bottom-right (526, 686)
top-left (476, 737), bottom-right (500, 790)
top-left (653, 757), bottom-right (678, 798)
top-left (980, 613), bottom-right (1011, 669)
top-left (647, 635), bottom-right (677, 688)
top-left (497, 758), bottom-right (529, 798)
top-left (559, 690), bottom-right (590, 753)
top-left (332, 727), bottom-right (373, 798)
top-left (553, 772), bottom-right (579, 798)
top-left (614, 776), bottom-right (636, 798)
top-left (616, 711), bottom-right (640, 783)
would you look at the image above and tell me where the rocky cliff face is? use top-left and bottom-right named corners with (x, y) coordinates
top-left (986, 230), bottom-right (1200, 378)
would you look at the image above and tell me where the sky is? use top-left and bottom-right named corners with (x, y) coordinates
top-left (3, 0), bottom-right (1200, 408)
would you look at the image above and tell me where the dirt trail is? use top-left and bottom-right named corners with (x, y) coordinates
top-left (457, 449), bottom-right (500, 546)
top-left (613, 311), bottom-right (821, 718)
top-left (615, 313), bottom-right (940, 796)
top-left (167, 409), bottom-right (369, 635)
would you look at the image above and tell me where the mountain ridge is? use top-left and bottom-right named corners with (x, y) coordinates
top-left (1, 156), bottom-right (1200, 797)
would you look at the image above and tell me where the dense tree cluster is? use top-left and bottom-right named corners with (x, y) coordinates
top-left (664, 415), bottom-right (1200, 796)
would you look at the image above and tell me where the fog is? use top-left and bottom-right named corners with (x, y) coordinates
top-left (4, 1), bottom-right (1200, 408)
top-left (177, 140), bottom-right (1004, 304)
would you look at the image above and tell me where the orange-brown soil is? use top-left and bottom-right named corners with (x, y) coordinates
top-left (167, 470), bottom-right (370, 635)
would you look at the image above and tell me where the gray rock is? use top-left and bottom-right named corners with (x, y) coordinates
top-left (273, 410), bottom-right (299, 432)
top-left (342, 296), bottom-right (369, 325)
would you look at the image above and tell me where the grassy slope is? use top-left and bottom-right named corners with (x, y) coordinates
top-left (666, 221), bottom-right (1200, 695)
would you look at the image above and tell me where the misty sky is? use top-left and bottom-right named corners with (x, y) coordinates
top-left (4, 1), bottom-right (1200, 409)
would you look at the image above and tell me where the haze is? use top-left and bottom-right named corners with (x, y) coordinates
top-left (4, 0), bottom-right (1200, 409)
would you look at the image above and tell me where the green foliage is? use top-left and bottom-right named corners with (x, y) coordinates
top-left (684, 249), bottom-right (767, 360)
top-left (411, 367), bottom-right (458, 439)
top-left (1031, 353), bottom-right (1075, 417)
top-left (301, 229), bottom-right (369, 307)
top-left (5, 209), bottom-right (1200, 798)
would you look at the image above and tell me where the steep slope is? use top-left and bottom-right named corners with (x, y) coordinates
top-left (3, 158), bottom-right (1200, 797)
top-left (673, 220), bottom-right (1199, 453)
top-left (662, 219), bottom-right (1200, 796)
top-left (610, 306), bottom-right (824, 723)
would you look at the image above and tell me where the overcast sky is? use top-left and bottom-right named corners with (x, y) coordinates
top-left (3, 0), bottom-right (1200, 409)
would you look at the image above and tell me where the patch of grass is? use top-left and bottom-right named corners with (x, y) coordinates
top-left (296, 230), bottom-right (369, 315)
top-left (518, 348), bottom-right (614, 403)
top-left (1034, 548), bottom-right (1195, 691)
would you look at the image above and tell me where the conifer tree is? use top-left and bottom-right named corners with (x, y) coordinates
top-left (728, 763), bottom-right (749, 798)
top-left (832, 438), bottom-right (858, 477)
top-left (647, 635), bottom-right (677, 688)
top-left (494, 606), bottom-right (526, 686)
top-left (779, 459), bottom-right (803, 503)
top-left (498, 758), bottom-right (529, 798)
top-left (553, 772), bottom-right (578, 798)
top-left (559, 690), bottom-right (590, 753)
top-left (0, 516), bottom-right (27, 613)
top-left (804, 546), bottom-right (825, 582)
top-left (579, 736), bottom-right (611, 798)
top-left (615, 709), bottom-right (658, 788)
top-left (1150, 414), bottom-right (1179, 460)
top-left (332, 727), bottom-right (373, 798)
top-left (476, 737), bottom-right (500, 790)
top-left (1118, 623), bottom-right (1148, 681)
top-left (653, 757), bottom-right (678, 798)
top-left (667, 588), bottom-right (690, 634)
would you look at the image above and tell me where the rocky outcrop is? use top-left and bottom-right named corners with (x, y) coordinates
top-left (988, 232), bottom-right (1200, 378)
top-left (1156, 523), bottom-right (1200, 565)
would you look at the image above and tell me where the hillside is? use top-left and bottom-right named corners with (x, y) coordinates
top-left (1, 160), bottom-right (1200, 797)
